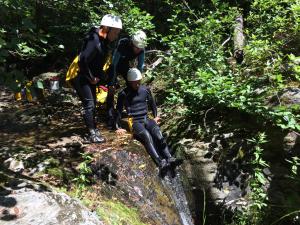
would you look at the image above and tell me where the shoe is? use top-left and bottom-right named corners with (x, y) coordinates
top-left (95, 128), bottom-right (101, 136)
top-left (159, 158), bottom-right (168, 167)
top-left (106, 118), bottom-right (115, 130)
top-left (167, 157), bottom-right (183, 167)
top-left (89, 129), bottom-right (106, 143)
top-left (158, 159), bottom-right (169, 175)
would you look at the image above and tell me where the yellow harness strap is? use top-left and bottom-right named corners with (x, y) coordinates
top-left (128, 117), bottom-right (133, 133)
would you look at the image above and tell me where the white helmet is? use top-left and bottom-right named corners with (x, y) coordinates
top-left (132, 30), bottom-right (147, 48)
top-left (127, 68), bottom-right (142, 81)
top-left (100, 14), bottom-right (122, 29)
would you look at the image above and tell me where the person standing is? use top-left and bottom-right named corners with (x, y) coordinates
top-left (106, 30), bottom-right (147, 128)
top-left (72, 14), bottom-right (122, 143)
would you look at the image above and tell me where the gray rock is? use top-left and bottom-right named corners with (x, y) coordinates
top-left (4, 158), bottom-right (24, 173)
top-left (270, 87), bottom-right (300, 106)
top-left (33, 72), bottom-right (60, 82)
top-left (283, 131), bottom-right (300, 155)
top-left (0, 189), bottom-right (102, 225)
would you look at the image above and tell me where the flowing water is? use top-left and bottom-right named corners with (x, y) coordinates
top-left (162, 170), bottom-right (194, 225)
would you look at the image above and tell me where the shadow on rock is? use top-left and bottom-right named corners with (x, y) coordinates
top-left (91, 162), bottom-right (118, 186)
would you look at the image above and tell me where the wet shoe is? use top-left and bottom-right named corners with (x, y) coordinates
top-left (89, 129), bottom-right (106, 143)
top-left (158, 159), bottom-right (169, 177)
top-left (94, 128), bottom-right (101, 136)
top-left (167, 157), bottom-right (183, 167)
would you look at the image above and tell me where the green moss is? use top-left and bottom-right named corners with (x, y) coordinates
top-left (47, 157), bottom-right (60, 167)
top-left (81, 198), bottom-right (93, 208)
top-left (47, 167), bottom-right (64, 179)
top-left (0, 172), bottom-right (9, 185)
top-left (96, 200), bottom-right (147, 225)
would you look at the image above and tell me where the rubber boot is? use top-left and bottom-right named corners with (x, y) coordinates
top-left (158, 159), bottom-right (169, 177)
top-left (162, 147), bottom-right (183, 167)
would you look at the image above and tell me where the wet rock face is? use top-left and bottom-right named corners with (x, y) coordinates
top-left (283, 131), bottom-right (300, 156)
top-left (89, 146), bottom-right (182, 225)
top-left (0, 180), bottom-right (102, 225)
top-left (162, 106), bottom-right (300, 224)
top-left (269, 87), bottom-right (300, 106)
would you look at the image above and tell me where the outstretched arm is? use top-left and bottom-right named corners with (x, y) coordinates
top-left (137, 50), bottom-right (145, 73)
top-left (108, 50), bottom-right (121, 86)
top-left (115, 91), bottom-right (127, 134)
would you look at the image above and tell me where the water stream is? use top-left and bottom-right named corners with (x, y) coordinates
top-left (161, 169), bottom-right (194, 225)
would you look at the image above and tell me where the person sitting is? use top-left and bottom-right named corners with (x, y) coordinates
top-left (115, 68), bottom-right (181, 174)
top-left (106, 30), bottom-right (147, 128)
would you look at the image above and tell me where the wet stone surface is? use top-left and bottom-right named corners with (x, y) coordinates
top-left (0, 85), bottom-right (185, 225)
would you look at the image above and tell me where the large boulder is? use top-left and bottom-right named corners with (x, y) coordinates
top-left (0, 179), bottom-right (102, 225)
top-left (270, 87), bottom-right (300, 106)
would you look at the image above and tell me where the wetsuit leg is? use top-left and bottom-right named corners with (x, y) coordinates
top-left (106, 87), bottom-right (115, 126)
top-left (145, 119), bottom-right (173, 159)
top-left (132, 122), bottom-right (162, 165)
top-left (72, 75), bottom-right (96, 130)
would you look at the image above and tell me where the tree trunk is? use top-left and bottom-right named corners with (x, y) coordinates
top-left (233, 15), bottom-right (245, 64)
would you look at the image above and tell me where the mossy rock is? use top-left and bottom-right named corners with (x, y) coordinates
top-left (46, 157), bottom-right (60, 167)
top-left (96, 200), bottom-right (147, 225)
top-left (47, 167), bottom-right (64, 179)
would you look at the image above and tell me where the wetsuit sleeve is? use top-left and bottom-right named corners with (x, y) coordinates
top-left (108, 50), bottom-right (121, 86)
top-left (115, 91), bottom-right (125, 129)
top-left (137, 50), bottom-right (145, 73)
top-left (147, 88), bottom-right (157, 118)
top-left (79, 34), bottom-right (98, 81)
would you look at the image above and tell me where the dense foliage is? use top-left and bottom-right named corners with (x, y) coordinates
top-left (154, 0), bottom-right (300, 132)
top-left (0, 0), bottom-right (155, 89)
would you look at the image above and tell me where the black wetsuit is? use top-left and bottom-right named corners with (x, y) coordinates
top-left (106, 38), bottom-right (145, 122)
top-left (116, 85), bottom-right (172, 166)
top-left (71, 27), bottom-right (109, 129)
top-left (108, 37), bottom-right (145, 85)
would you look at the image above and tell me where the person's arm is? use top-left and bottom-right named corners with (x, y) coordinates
top-left (147, 89), bottom-right (161, 124)
top-left (79, 34), bottom-right (98, 81)
top-left (115, 91), bottom-right (125, 130)
top-left (147, 88), bottom-right (157, 118)
top-left (137, 50), bottom-right (145, 73)
top-left (108, 50), bottom-right (121, 86)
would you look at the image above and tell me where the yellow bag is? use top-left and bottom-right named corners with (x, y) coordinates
top-left (66, 55), bottom-right (80, 81)
top-left (15, 92), bottom-right (22, 101)
top-left (96, 85), bottom-right (108, 104)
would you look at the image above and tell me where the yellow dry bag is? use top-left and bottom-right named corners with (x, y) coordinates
top-left (66, 55), bottom-right (80, 81)
top-left (96, 85), bottom-right (108, 104)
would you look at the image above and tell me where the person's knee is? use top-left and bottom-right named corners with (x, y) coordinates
top-left (83, 98), bottom-right (95, 113)
top-left (151, 125), bottom-right (164, 140)
top-left (134, 129), bottom-right (153, 144)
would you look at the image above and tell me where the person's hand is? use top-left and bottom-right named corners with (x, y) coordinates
top-left (116, 128), bottom-right (127, 135)
top-left (153, 116), bottom-right (161, 125)
top-left (108, 85), bottom-right (116, 93)
top-left (90, 77), bottom-right (100, 85)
